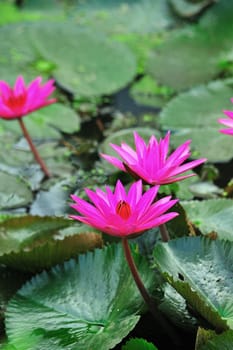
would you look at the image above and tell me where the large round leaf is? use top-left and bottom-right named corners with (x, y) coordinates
top-left (181, 199), bottom-right (233, 241)
top-left (29, 22), bottom-right (136, 97)
top-left (153, 236), bottom-right (233, 331)
top-left (5, 244), bottom-right (156, 349)
top-left (159, 79), bottom-right (233, 162)
top-left (147, 1), bottom-right (233, 92)
top-left (146, 26), bottom-right (221, 92)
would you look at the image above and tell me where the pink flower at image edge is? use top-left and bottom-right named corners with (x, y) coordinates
top-left (101, 131), bottom-right (206, 185)
top-left (0, 75), bottom-right (56, 119)
top-left (218, 100), bottom-right (233, 135)
top-left (70, 180), bottom-right (178, 237)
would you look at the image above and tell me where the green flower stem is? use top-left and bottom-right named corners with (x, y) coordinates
top-left (18, 118), bottom-right (51, 178)
top-left (159, 223), bottom-right (170, 242)
top-left (121, 237), bottom-right (157, 317)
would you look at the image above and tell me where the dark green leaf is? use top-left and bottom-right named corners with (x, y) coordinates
top-left (5, 244), bottom-right (156, 349)
top-left (181, 199), bottom-right (233, 241)
top-left (122, 338), bottom-right (158, 349)
top-left (153, 237), bottom-right (233, 331)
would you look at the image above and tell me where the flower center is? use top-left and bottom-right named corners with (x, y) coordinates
top-left (5, 92), bottom-right (27, 110)
top-left (116, 200), bottom-right (131, 220)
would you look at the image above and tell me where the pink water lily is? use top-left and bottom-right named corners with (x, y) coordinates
top-left (70, 180), bottom-right (178, 237)
top-left (101, 131), bottom-right (206, 185)
top-left (218, 100), bottom-right (233, 135)
top-left (0, 75), bottom-right (56, 119)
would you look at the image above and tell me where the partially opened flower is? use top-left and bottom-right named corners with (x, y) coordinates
top-left (218, 100), bottom-right (233, 135)
top-left (101, 132), bottom-right (206, 185)
top-left (0, 75), bottom-right (56, 119)
top-left (70, 180), bottom-right (178, 237)
top-left (0, 76), bottom-right (57, 177)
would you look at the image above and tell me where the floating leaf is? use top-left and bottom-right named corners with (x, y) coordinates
top-left (5, 244), bottom-right (155, 349)
top-left (122, 338), bottom-right (158, 350)
top-left (30, 179), bottom-right (72, 216)
top-left (29, 22), bottom-right (136, 97)
top-left (71, 0), bottom-right (175, 35)
top-left (0, 215), bottom-right (103, 272)
top-left (199, 330), bottom-right (233, 350)
top-left (158, 283), bottom-right (197, 331)
top-left (160, 79), bottom-right (233, 162)
top-left (130, 75), bottom-right (173, 108)
top-left (153, 237), bottom-right (233, 331)
top-left (0, 172), bottom-right (32, 210)
top-left (0, 104), bottom-right (80, 140)
top-left (181, 199), bottom-right (233, 241)
top-left (169, 0), bottom-right (215, 19)
top-left (147, 1), bottom-right (233, 92)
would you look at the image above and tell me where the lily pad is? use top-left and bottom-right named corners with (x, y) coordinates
top-left (169, 0), bottom-right (215, 18)
top-left (71, 0), bottom-right (175, 35)
top-left (5, 244), bottom-right (155, 349)
top-left (122, 338), bottom-right (158, 350)
top-left (29, 22), bottom-right (137, 97)
top-left (0, 104), bottom-right (80, 140)
top-left (199, 330), bottom-right (233, 350)
top-left (0, 172), bottom-right (32, 210)
top-left (181, 199), bottom-right (233, 241)
top-left (130, 75), bottom-right (174, 108)
top-left (146, 25), bottom-right (224, 92)
top-left (159, 79), bottom-right (233, 162)
top-left (147, 1), bottom-right (233, 92)
top-left (153, 236), bottom-right (233, 331)
top-left (0, 215), bottom-right (103, 271)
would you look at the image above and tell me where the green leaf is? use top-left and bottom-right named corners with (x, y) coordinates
top-left (29, 22), bottom-right (136, 97)
top-left (158, 283), bottom-right (197, 331)
top-left (71, 0), bottom-right (175, 35)
top-left (0, 215), bottom-right (103, 271)
top-left (147, 0), bottom-right (233, 92)
top-left (130, 75), bottom-right (174, 108)
top-left (181, 199), bottom-right (233, 241)
top-left (199, 330), bottom-right (233, 350)
top-left (159, 79), bottom-right (233, 162)
top-left (0, 104), bottom-right (80, 140)
top-left (153, 236), bottom-right (233, 331)
top-left (0, 172), bottom-right (32, 210)
top-left (169, 0), bottom-right (215, 19)
top-left (146, 26), bottom-right (221, 91)
top-left (0, 215), bottom-right (73, 256)
top-left (5, 244), bottom-right (156, 350)
top-left (122, 338), bottom-right (158, 350)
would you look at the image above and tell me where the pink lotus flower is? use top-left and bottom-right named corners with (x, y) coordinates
top-left (101, 132), bottom-right (206, 185)
top-left (0, 75), bottom-right (56, 119)
top-left (218, 100), bottom-right (233, 135)
top-left (70, 180), bottom-right (178, 237)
